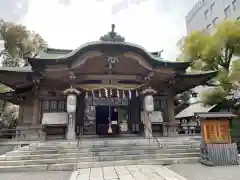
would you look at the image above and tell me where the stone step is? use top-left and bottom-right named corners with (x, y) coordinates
top-left (27, 144), bottom-right (199, 152)
top-left (0, 152), bottom-right (199, 165)
top-left (32, 143), bottom-right (199, 149)
top-left (1, 148), bottom-right (200, 160)
top-left (36, 139), bottom-right (200, 145)
top-left (0, 157), bottom-right (200, 172)
top-left (8, 147), bottom-right (199, 156)
top-left (34, 139), bottom-right (200, 147)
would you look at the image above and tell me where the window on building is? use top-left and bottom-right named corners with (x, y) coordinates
top-left (50, 100), bottom-right (57, 112)
top-left (42, 100), bottom-right (66, 112)
top-left (42, 101), bottom-right (49, 111)
top-left (210, 2), bottom-right (215, 13)
top-left (204, 9), bottom-right (209, 19)
top-left (58, 100), bottom-right (65, 112)
top-left (212, 17), bottom-right (219, 27)
top-left (232, 0), bottom-right (237, 11)
top-left (154, 99), bottom-right (161, 111)
top-left (224, 6), bottom-right (231, 19)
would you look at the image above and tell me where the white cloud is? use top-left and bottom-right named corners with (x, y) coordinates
top-left (21, 0), bottom-right (198, 60)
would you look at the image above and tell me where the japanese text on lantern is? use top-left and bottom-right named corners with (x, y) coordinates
top-left (202, 120), bottom-right (230, 144)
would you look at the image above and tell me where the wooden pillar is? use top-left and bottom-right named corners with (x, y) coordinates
top-left (18, 105), bottom-right (24, 125)
top-left (129, 96), bottom-right (141, 133)
top-left (32, 99), bottom-right (40, 125)
top-left (76, 93), bottom-right (85, 136)
top-left (166, 95), bottom-right (177, 136)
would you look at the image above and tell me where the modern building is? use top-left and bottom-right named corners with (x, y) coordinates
top-left (186, 0), bottom-right (240, 34)
top-left (0, 25), bottom-right (216, 140)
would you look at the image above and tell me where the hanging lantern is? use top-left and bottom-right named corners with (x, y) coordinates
top-left (144, 94), bottom-right (154, 112)
top-left (67, 94), bottom-right (77, 113)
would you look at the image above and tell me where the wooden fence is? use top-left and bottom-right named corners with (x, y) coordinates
top-left (201, 143), bottom-right (239, 166)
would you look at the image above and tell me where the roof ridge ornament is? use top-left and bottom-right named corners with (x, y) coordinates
top-left (100, 24), bottom-right (125, 42)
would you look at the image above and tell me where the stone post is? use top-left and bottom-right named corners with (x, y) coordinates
top-left (63, 88), bottom-right (80, 140)
top-left (141, 87), bottom-right (157, 138)
top-left (66, 112), bottom-right (76, 140)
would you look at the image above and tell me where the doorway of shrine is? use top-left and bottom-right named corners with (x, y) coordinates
top-left (96, 106), bottom-right (120, 135)
top-left (82, 97), bottom-right (142, 136)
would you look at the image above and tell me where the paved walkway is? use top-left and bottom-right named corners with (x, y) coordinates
top-left (70, 165), bottom-right (187, 180)
top-left (0, 165), bottom-right (187, 180)
top-left (169, 164), bottom-right (240, 180)
top-left (0, 171), bottom-right (72, 180)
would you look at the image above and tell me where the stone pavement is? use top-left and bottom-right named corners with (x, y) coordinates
top-left (168, 163), bottom-right (240, 180)
top-left (70, 165), bottom-right (187, 180)
top-left (0, 171), bottom-right (72, 180)
top-left (0, 165), bottom-right (187, 180)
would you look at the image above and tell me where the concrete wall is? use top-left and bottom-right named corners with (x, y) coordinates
top-left (186, 0), bottom-right (240, 34)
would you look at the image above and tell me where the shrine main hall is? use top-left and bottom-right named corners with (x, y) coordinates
top-left (0, 26), bottom-right (216, 140)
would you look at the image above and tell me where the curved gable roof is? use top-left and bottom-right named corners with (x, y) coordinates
top-left (29, 41), bottom-right (190, 70)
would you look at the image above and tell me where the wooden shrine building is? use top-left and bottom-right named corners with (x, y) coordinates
top-left (0, 25), bottom-right (217, 140)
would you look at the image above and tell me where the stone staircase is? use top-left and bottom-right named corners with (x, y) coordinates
top-left (0, 136), bottom-right (201, 172)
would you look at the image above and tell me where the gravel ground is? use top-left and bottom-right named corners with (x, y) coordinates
top-left (0, 171), bottom-right (72, 180)
top-left (168, 163), bottom-right (240, 180)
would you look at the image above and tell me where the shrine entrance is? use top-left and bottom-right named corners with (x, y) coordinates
top-left (96, 106), bottom-right (119, 135)
top-left (83, 97), bottom-right (138, 136)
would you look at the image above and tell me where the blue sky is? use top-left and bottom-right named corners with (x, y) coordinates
top-left (0, 0), bottom-right (199, 60)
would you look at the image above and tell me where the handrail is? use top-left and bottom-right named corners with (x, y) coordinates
top-left (143, 123), bottom-right (163, 147)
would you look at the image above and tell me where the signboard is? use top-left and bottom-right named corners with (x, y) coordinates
top-left (85, 97), bottom-right (129, 106)
top-left (151, 111), bottom-right (163, 123)
top-left (42, 112), bottom-right (68, 125)
top-left (202, 119), bottom-right (231, 144)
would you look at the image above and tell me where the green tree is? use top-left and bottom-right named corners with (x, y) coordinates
top-left (230, 60), bottom-right (240, 83)
top-left (181, 20), bottom-right (240, 106)
top-left (0, 20), bottom-right (47, 67)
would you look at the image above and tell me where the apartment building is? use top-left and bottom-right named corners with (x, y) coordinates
top-left (186, 0), bottom-right (240, 34)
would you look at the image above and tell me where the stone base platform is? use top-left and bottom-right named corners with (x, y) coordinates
top-left (0, 137), bottom-right (201, 172)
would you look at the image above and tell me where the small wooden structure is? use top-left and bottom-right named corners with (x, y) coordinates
top-left (195, 112), bottom-right (239, 166)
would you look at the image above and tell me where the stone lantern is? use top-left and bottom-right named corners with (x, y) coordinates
top-left (141, 87), bottom-right (157, 138)
top-left (63, 88), bottom-right (80, 140)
